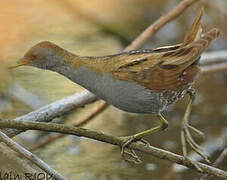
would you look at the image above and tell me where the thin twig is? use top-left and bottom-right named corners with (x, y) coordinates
top-left (200, 62), bottom-right (227, 74)
top-left (213, 149), bottom-right (227, 168)
top-left (8, 83), bottom-right (47, 109)
top-left (2, 90), bottom-right (97, 137)
top-left (200, 50), bottom-right (227, 65)
top-left (0, 130), bottom-right (67, 180)
top-left (125, 0), bottom-right (200, 50)
top-left (200, 148), bottom-right (227, 180)
top-left (0, 119), bottom-right (226, 179)
top-left (200, 50), bottom-right (227, 74)
top-left (28, 101), bottom-right (108, 151)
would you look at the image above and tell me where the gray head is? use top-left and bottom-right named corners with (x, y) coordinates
top-left (10, 41), bottom-right (69, 70)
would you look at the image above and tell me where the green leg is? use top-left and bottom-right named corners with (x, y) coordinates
top-left (181, 89), bottom-right (210, 172)
top-left (120, 113), bottom-right (168, 163)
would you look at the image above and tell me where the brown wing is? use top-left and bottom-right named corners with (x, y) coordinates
top-left (113, 28), bottom-right (219, 92)
top-left (112, 9), bottom-right (219, 92)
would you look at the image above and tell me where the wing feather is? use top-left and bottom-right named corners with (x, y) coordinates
top-left (111, 10), bottom-right (220, 92)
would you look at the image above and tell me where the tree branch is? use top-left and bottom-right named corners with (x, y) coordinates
top-left (200, 62), bottom-right (227, 74)
top-left (0, 119), bottom-right (226, 179)
top-left (0, 130), bottom-right (66, 180)
top-left (125, 0), bottom-right (201, 50)
top-left (200, 50), bottom-right (227, 65)
top-left (200, 50), bottom-right (227, 74)
top-left (2, 90), bottom-right (96, 137)
top-left (28, 101), bottom-right (108, 151)
top-left (200, 148), bottom-right (227, 180)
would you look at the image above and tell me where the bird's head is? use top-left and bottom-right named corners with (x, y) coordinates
top-left (9, 41), bottom-right (68, 70)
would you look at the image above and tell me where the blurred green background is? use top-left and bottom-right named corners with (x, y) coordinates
top-left (0, 0), bottom-right (226, 179)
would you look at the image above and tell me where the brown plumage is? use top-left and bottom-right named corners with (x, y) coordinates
top-left (110, 11), bottom-right (219, 92)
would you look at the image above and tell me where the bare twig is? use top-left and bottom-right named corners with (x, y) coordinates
top-left (8, 83), bottom-right (47, 109)
top-left (212, 149), bottom-right (227, 168)
top-left (200, 62), bottom-right (227, 74)
top-left (28, 101), bottom-right (108, 151)
top-left (200, 148), bottom-right (227, 180)
top-left (200, 50), bottom-right (227, 65)
top-left (0, 119), bottom-right (226, 179)
top-left (0, 130), bottom-right (67, 180)
top-left (200, 50), bottom-right (227, 73)
top-left (125, 0), bottom-right (201, 50)
top-left (2, 90), bottom-right (97, 137)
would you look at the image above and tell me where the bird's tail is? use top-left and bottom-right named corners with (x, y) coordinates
top-left (162, 9), bottom-right (220, 66)
top-left (182, 8), bottom-right (203, 46)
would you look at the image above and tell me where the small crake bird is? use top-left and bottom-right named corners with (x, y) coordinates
top-left (10, 10), bottom-right (220, 168)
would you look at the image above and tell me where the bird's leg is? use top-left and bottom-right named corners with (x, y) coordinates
top-left (120, 113), bottom-right (168, 163)
top-left (181, 88), bottom-right (210, 172)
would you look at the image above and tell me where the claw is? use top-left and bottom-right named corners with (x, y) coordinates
top-left (120, 136), bottom-right (150, 164)
top-left (140, 138), bottom-right (150, 147)
top-left (119, 113), bottom-right (166, 164)
top-left (188, 124), bottom-right (205, 139)
top-left (184, 125), bottom-right (204, 151)
top-left (185, 134), bottom-right (210, 164)
top-left (121, 148), bottom-right (142, 164)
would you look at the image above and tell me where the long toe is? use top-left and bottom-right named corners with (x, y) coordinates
top-left (185, 157), bottom-right (203, 172)
top-left (188, 124), bottom-right (205, 139)
top-left (181, 123), bottom-right (210, 164)
top-left (120, 136), bottom-right (146, 164)
top-left (121, 148), bottom-right (142, 164)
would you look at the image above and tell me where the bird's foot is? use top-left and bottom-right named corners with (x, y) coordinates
top-left (181, 122), bottom-right (210, 171)
top-left (120, 136), bottom-right (150, 164)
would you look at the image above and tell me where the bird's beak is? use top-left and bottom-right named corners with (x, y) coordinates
top-left (8, 59), bottom-right (30, 69)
